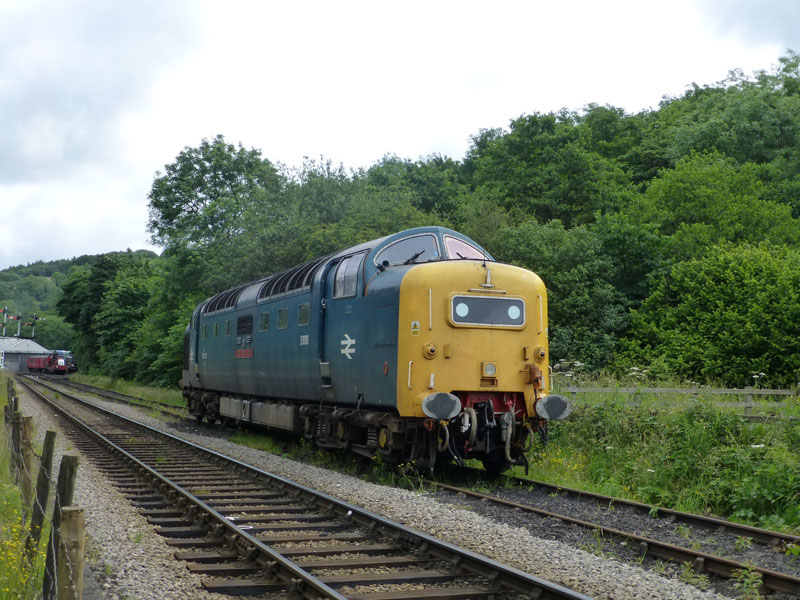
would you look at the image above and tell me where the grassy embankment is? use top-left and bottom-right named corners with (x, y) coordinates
top-left (519, 379), bottom-right (800, 533)
top-left (0, 373), bottom-right (47, 599)
top-left (69, 373), bottom-right (800, 533)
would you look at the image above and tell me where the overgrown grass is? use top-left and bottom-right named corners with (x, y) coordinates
top-left (70, 374), bottom-right (183, 407)
top-left (0, 373), bottom-right (47, 598)
top-left (519, 395), bottom-right (800, 532)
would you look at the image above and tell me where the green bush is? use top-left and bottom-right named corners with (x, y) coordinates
top-left (531, 399), bottom-right (800, 530)
top-left (620, 244), bottom-right (800, 387)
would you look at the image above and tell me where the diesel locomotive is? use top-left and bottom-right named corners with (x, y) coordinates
top-left (182, 227), bottom-right (570, 473)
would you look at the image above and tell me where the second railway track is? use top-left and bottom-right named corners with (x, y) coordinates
top-left (426, 468), bottom-right (800, 598)
top-left (19, 376), bottom-right (592, 600)
top-left (39, 375), bottom-right (187, 418)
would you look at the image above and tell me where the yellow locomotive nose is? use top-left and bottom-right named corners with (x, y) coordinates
top-left (396, 259), bottom-right (552, 419)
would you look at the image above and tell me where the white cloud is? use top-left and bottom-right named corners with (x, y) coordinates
top-left (0, 0), bottom-right (793, 268)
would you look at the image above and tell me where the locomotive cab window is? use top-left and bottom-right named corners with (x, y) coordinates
top-left (259, 312), bottom-right (270, 331)
top-left (278, 307), bottom-right (288, 329)
top-left (334, 253), bottom-right (365, 298)
top-left (225, 320), bottom-right (231, 336)
top-left (203, 325), bottom-right (208, 340)
top-left (373, 234), bottom-right (439, 267)
top-left (213, 322), bottom-right (219, 338)
top-left (444, 235), bottom-right (488, 260)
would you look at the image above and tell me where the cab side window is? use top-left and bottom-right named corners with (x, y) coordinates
top-left (334, 253), bottom-right (364, 298)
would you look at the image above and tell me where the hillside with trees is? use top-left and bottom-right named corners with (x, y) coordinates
top-left (0, 252), bottom-right (157, 351)
top-left (0, 256), bottom-right (94, 349)
top-left (41, 51), bottom-right (800, 388)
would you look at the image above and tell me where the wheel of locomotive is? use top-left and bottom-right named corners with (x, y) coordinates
top-left (481, 449), bottom-right (510, 477)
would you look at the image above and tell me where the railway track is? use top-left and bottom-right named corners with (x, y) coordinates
top-left (37, 375), bottom-right (186, 418)
top-left (19, 376), bottom-right (593, 600)
top-left (444, 469), bottom-right (800, 547)
top-left (427, 468), bottom-right (800, 597)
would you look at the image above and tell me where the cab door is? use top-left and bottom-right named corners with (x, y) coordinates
top-left (321, 252), bottom-right (366, 403)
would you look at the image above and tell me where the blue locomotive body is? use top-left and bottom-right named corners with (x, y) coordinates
top-left (182, 226), bottom-right (570, 472)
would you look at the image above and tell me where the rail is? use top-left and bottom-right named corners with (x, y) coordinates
top-left (22, 375), bottom-right (595, 600)
top-left (428, 477), bottom-right (800, 597)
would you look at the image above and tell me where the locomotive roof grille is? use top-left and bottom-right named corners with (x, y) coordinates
top-left (203, 285), bottom-right (247, 314)
top-left (257, 255), bottom-right (330, 300)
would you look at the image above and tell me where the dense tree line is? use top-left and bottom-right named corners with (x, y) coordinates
top-left (0, 255), bottom-right (101, 349)
top-left (49, 52), bottom-right (800, 388)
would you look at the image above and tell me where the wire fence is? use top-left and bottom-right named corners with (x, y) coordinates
top-left (553, 382), bottom-right (800, 418)
top-left (4, 377), bottom-right (84, 600)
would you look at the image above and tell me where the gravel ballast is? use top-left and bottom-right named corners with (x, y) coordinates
top-left (18, 384), bottom-right (734, 600)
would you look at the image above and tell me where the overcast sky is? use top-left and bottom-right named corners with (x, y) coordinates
top-left (1, 0), bottom-right (797, 269)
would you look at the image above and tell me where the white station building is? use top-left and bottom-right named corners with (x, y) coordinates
top-left (0, 337), bottom-right (50, 373)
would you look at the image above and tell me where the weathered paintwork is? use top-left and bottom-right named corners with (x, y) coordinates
top-left (395, 260), bottom-right (548, 418)
top-left (185, 225), bottom-right (550, 418)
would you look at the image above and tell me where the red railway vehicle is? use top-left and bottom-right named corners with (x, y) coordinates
top-left (27, 350), bottom-right (77, 375)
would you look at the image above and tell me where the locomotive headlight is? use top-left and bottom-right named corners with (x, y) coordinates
top-left (482, 362), bottom-right (497, 377)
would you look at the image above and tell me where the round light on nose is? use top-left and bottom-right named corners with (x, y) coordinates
top-left (455, 302), bottom-right (469, 318)
top-left (507, 305), bottom-right (521, 320)
top-left (483, 362), bottom-right (497, 377)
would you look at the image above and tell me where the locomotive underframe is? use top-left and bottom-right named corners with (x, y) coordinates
top-left (185, 387), bottom-right (538, 473)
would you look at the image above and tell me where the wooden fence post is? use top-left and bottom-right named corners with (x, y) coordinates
top-left (42, 454), bottom-right (79, 600)
top-left (3, 380), bottom-right (8, 424)
top-left (27, 430), bottom-right (56, 559)
top-left (10, 410), bottom-right (21, 482)
top-left (20, 416), bottom-right (34, 512)
top-left (9, 378), bottom-right (17, 408)
top-left (745, 393), bottom-right (754, 417)
top-left (57, 507), bottom-right (85, 600)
